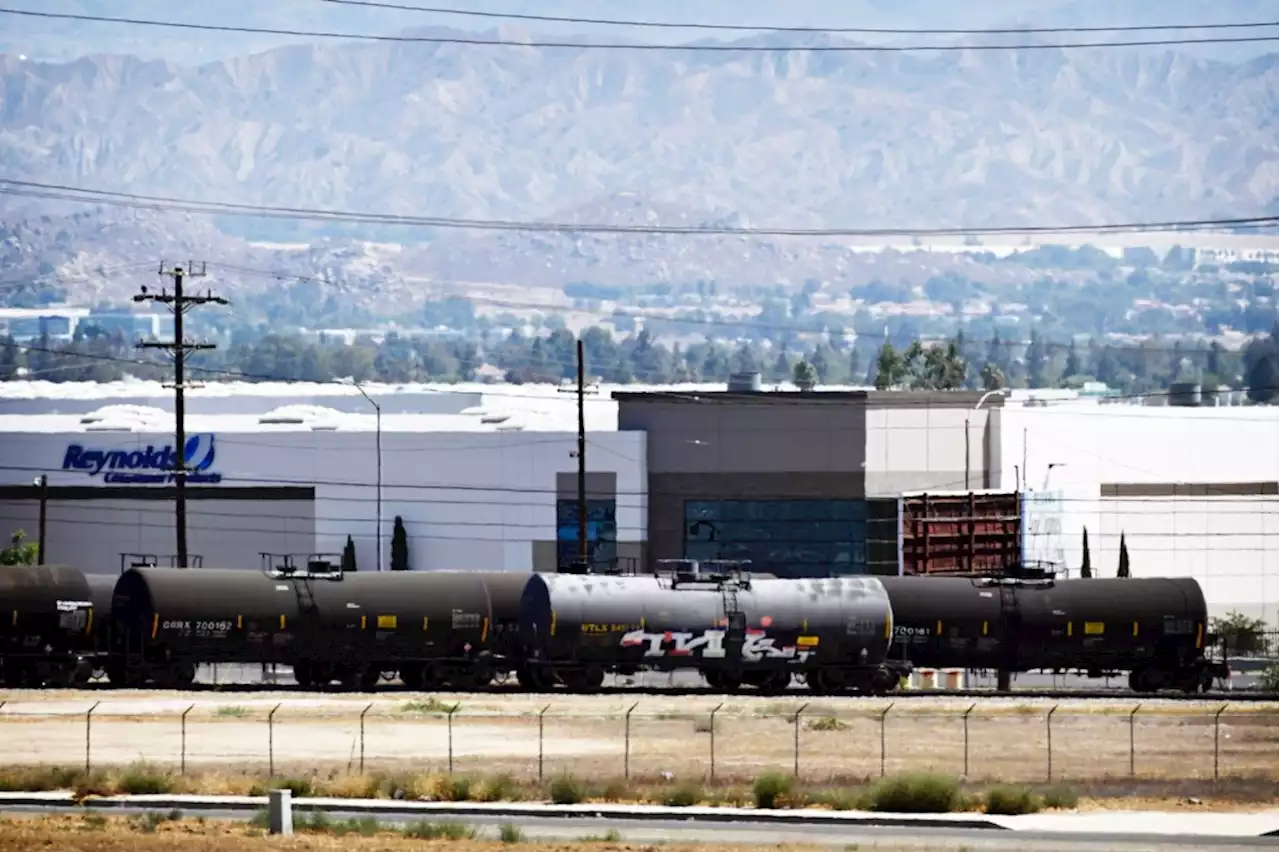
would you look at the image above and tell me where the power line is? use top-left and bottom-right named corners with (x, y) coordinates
top-left (312, 1), bottom-right (1280, 37)
top-left (0, 461), bottom-right (1274, 506)
top-left (1, 7), bottom-right (1274, 52)
top-left (1, 180), bottom-right (1274, 238)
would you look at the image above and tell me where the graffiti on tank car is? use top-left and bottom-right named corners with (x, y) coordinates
top-left (619, 628), bottom-right (814, 664)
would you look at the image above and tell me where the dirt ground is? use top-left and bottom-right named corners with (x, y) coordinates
top-left (0, 690), bottom-right (1275, 786)
top-left (0, 814), bottom-right (829, 852)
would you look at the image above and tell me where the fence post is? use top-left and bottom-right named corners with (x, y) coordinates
top-left (792, 703), bottom-right (809, 778)
top-left (537, 704), bottom-right (550, 783)
top-left (85, 701), bottom-right (100, 772)
top-left (181, 704), bottom-right (195, 775)
top-left (962, 703), bottom-right (976, 778)
top-left (268, 703), bottom-right (282, 777)
top-left (447, 703), bottom-right (460, 775)
top-left (1128, 704), bottom-right (1141, 778)
top-left (879, 703), bottom-right (894, 778)
top-left (1046, 705), bottom-right (1059, 782)
top-left (359, 703), bottom-right (373, 774)
top-left (709, 703), bottom-right (724, 783)
top-left (1213, 703), bottom-right (1229, 781)
top-left (624, 702), bottom-right (639, 780)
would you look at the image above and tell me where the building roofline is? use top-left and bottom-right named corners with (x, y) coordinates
top-left (611, 390), bottom-right (1008, 409)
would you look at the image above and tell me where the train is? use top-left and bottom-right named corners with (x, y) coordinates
top-left (1, 558), bottom-right (1231, 694)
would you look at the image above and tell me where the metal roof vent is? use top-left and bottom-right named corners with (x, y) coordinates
top-left (727, 372), bottom-right (762, 392)
top-left (258, 404), bottom-right (343, 426)
top-left (479, 412), bottom-right (511, 424)
top-left (80, 404), bottom-right (168, 425)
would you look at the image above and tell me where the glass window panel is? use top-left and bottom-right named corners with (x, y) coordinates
top-left (685, 501), bottom-right (722, 521)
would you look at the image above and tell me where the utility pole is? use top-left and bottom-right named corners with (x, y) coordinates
top-left (558, 339), bottom-right (598, 573)
top-left (134, 261), bottom-right (228, 569)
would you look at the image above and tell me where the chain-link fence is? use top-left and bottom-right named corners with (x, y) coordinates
top-left (0, 698), bottom-right (1274, 786)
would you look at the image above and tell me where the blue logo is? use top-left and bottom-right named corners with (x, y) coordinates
top-left (62, 434), bottom-right (222, 484)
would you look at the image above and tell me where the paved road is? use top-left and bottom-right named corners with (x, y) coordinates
top-left (0, 804), bottom-right (1273, 852)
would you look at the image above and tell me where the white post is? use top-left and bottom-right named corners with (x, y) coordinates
top-left (268, 789), bottom-right (293, 835)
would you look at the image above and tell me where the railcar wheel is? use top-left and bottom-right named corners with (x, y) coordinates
top-left (400, 666), bottom-right (423, 690)
top-left (359, 668), bottom-right (381, 691)
top-left (807, 669), bottom-right (845, 695)
top-left (583, 665), bottom-right (605, 689)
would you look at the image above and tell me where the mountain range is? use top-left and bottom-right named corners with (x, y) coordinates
top-left (0, 2), bottom-right (1276, 305)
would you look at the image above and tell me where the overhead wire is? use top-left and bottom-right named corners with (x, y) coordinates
top-left (310, 1), bottom-right (1280, 37)
top-left (0, 7), bottom-right (1275, 51)
top-left (2, 180), bottom-right (1274, 238)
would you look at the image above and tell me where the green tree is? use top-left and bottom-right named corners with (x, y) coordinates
top-left (390, 516), bottom-right (409, 572)
top-left (1209, 611), bottom-right (1269, 656)
top-left (1, 530), bottom-right (38, 566)
top-left (792, 359), bottom-right (818, 391)
top-left (341, 534), bottom-right (358, 573)
top-left (1243, 331), bottom-right (1279, 404)
top-left (980, 363), bottom-right (1005, 391)
top-left (873, 343), bottom-right (905, 390)
top-left (1080, 527), bottom-right (1092, 578)
top-left (1117, 532), bottom-right (1130, 578)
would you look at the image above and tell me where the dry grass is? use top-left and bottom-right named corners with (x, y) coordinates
top-left (0, 762), bottom-right (1274, 815)
top-left (0, 813), bottom-right (836, 852)
top-left (1, 701), bottom-right (1274, 787)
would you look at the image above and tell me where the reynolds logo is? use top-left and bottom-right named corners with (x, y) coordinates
top-left (62, 434), bottom-right (222, 484)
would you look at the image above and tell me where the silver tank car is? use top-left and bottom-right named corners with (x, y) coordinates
top-left (518, 569), bottom-right (899, 693)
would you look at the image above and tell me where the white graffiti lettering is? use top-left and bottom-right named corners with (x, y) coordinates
top-left (619, 628), bottom-right (813, 664)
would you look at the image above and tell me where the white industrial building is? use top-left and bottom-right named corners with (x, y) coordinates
top-left (1001, 401), bottom-right (1278, 625)
top-left (0, 380), bottom-right (643, 575)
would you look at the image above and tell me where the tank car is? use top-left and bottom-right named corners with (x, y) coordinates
top-left (518, 567), bottom-right (903, 693)
top-left (108, 565), bottom-right (530, 690)
top-left (0, 564), bottom-right (96, 687)
top-left (879, 576), bottom-right (1227, 693)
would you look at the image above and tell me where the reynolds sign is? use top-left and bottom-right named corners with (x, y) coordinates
top-left (62, 434), bottom-right (222, 484)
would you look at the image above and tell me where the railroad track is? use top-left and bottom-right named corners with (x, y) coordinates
top-left (9, 681), bottom-right (1276, 701)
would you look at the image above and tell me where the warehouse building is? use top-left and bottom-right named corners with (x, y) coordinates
top-left (0, 380), bottom-right (643, 575)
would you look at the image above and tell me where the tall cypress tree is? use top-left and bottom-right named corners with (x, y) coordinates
top-left (391, 516), bottom-right (410, 572)
top-left (1117, 532), bottom-right (1130, 578)
top-left (1080, 527), bottom-right (1092, 578)
top-left (340, 535), bottom-right (357, 573)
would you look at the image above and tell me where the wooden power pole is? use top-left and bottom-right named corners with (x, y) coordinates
top-left (558, 338), bottom-right (597, 573)
top-left (134, 261), bottom-right (228, 569)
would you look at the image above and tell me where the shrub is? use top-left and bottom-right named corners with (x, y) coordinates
top-left (1042, 784), bottom-right (1080, 810)
top-left (752, 770), bottom-right (793, 809)
top-left (866, 773), bottom-right (961, 813)
top-left (498, 823), bottom-right (526, 843)
top-left (116, 764), bottom-right (173, 795)
top-left (403, 820), bottom-right (475, 840)
top-left (475, 774), bottom-right (518, 802)
top-left (548, 773), bottom-right (585, 805)
top-left (275, 777), bottom-right (314, 798)
top-left (445, 776), bottom-right (472, 802)
top-left (663, 782), bottom-right (701, 807)
top-left (984, 785), bottom-right (1042, 815)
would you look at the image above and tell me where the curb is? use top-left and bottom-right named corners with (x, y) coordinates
top-left (0, 793), bottom-right (1009, 830)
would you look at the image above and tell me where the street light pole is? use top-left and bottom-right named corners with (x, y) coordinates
top-left (34, 474), bottom-right (48, 565)
top-left (350, 382), bottom-right (382, 572)
top-left (965, 388), bottom-right (1008, 491)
